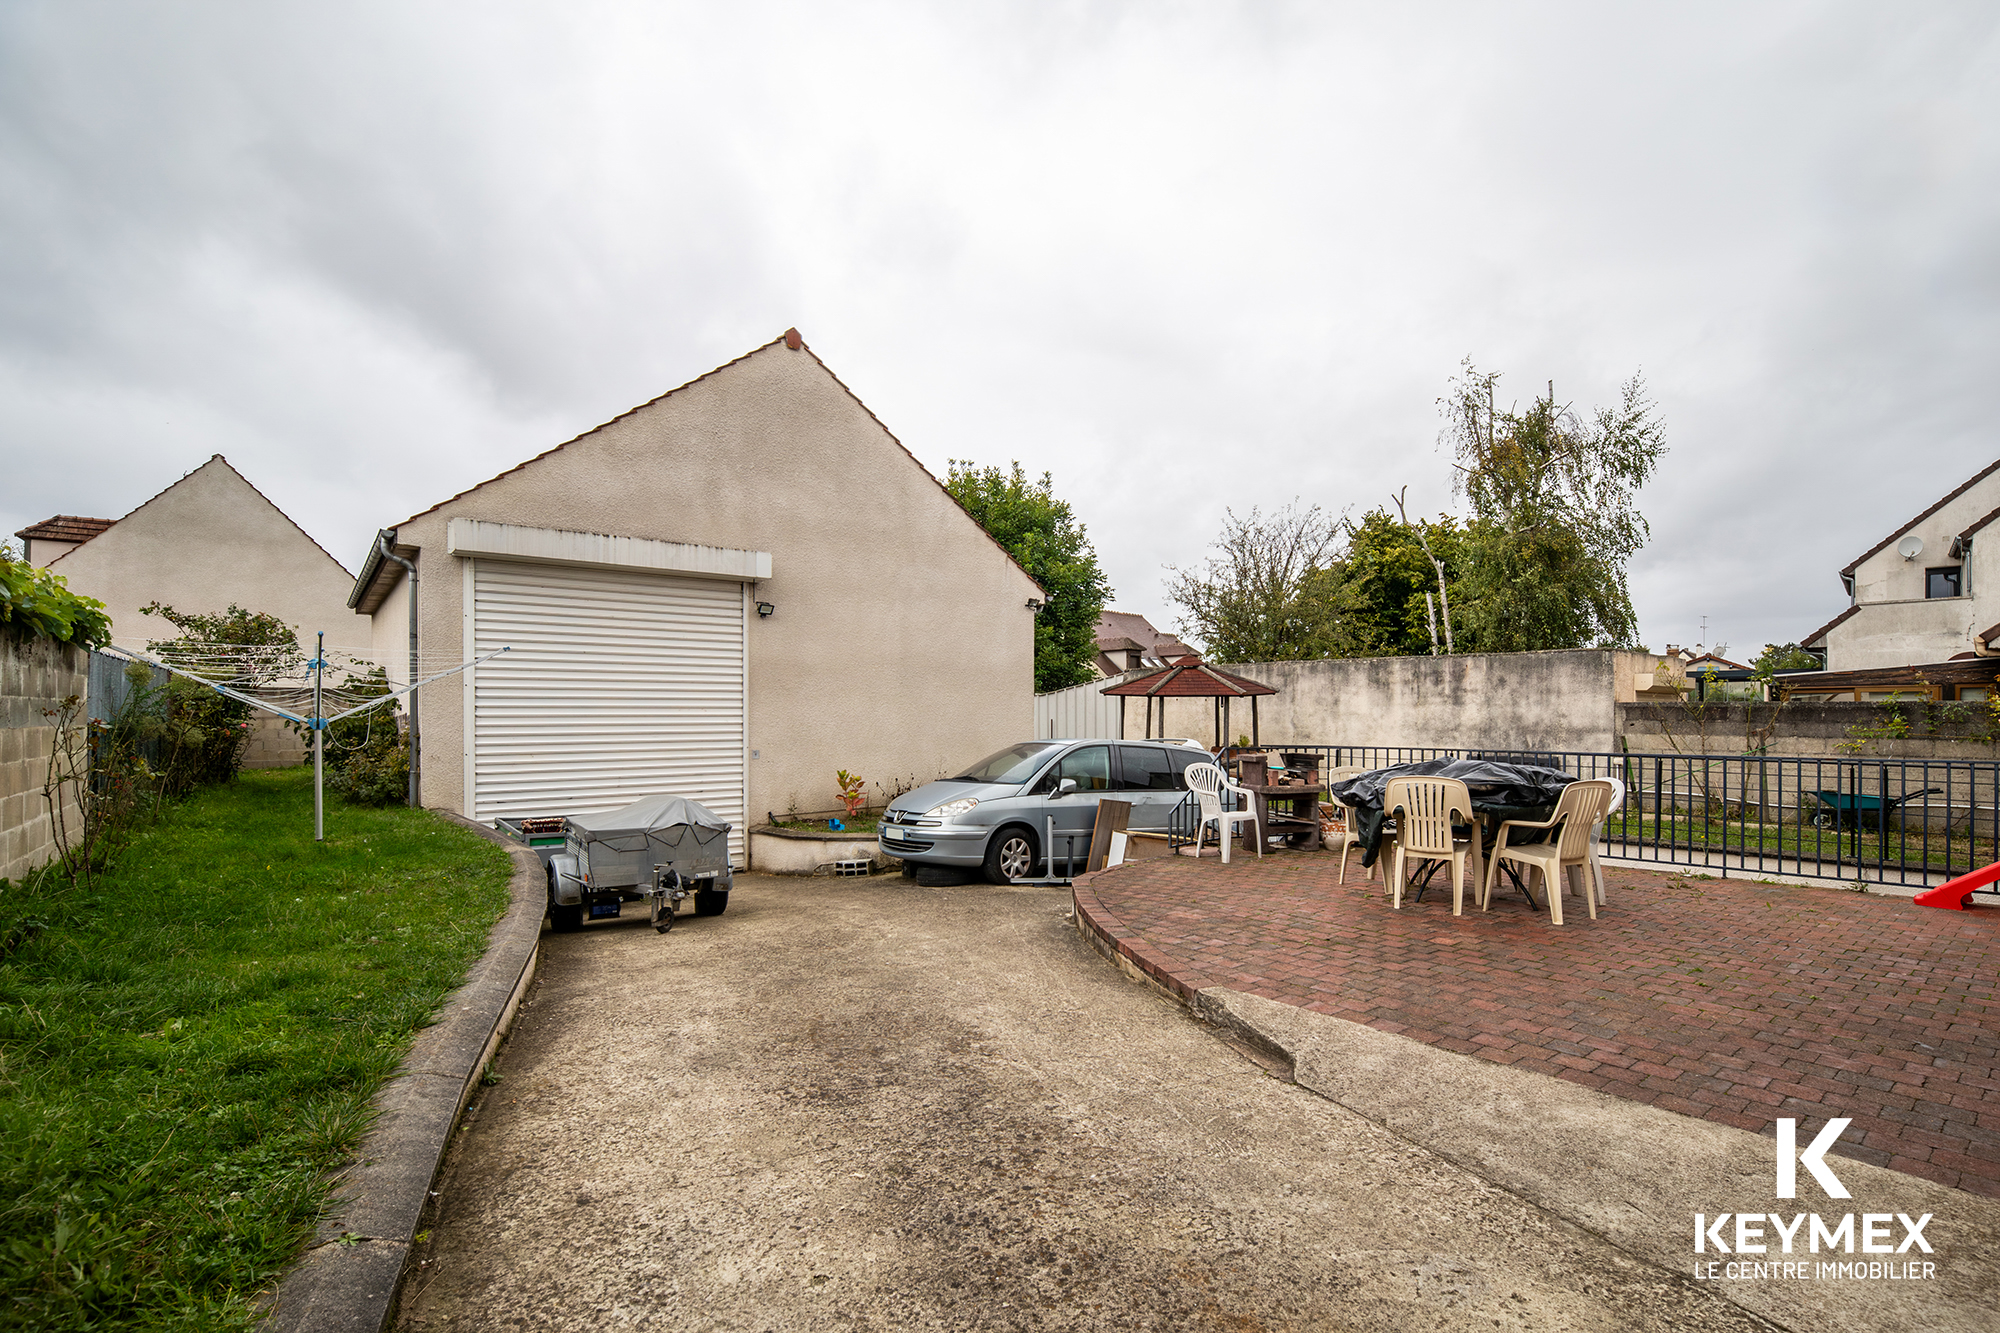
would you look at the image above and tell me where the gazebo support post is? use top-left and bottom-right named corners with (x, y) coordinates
top-left (1251, 695), bottom-right (1259, 746)
top-left (1118, 697), bottom-right (1127, 740)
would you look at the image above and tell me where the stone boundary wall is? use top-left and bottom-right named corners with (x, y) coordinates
top-left (1, 636), bottom-right (88, 883)
top-left (1197, 649), bottom-right (1666, 755)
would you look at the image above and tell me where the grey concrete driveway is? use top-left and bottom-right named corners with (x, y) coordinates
top-left (397, 875), bottom-right (1770, 1332)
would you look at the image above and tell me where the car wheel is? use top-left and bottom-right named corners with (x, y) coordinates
top-left (694, 889), bottom-right (729, 917)
top-left (984, 826), bottom-right (1039, 884)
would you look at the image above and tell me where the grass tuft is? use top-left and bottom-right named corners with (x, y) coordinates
top-left (0, 768), bottom-right (511, 1329)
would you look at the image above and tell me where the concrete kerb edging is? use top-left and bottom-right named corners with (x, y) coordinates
top-left (264, 813), bottom-right (545, 1333)
top-left (1069, 870), bottom-right (2000, 1333)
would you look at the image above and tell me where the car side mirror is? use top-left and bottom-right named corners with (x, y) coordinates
top-left (1054, 777), bottom-right (1078, 798)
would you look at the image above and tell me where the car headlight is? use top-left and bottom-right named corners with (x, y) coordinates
top-left (925, 797), bottom-right (980, 819)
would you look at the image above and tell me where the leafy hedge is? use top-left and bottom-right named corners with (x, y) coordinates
top-left (0, 545), bottom-right (110, 647)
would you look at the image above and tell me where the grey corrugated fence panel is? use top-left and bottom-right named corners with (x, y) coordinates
top-left (1034, 674), bottom-right (1133, 740)
top-left (1285, 742), bottom-right (2000, 890)
top-left (87, 650), bottom-right (169, 724)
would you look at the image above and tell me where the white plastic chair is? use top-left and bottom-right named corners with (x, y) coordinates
top-left (1184, 762), bottom-right (1260, 864)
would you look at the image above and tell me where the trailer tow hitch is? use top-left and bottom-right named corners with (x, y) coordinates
top-left (650, 868), bottom-right (692, 934)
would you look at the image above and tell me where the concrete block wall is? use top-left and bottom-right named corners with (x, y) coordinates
top-left (1, 636), bottom-right (88, 883)
top-left (242, 712), bottom-right (307, 769)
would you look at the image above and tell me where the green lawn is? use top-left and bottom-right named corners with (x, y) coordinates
top-left (1604, 813), bottom-right (1995, 876)
top-left (0, 768), bottom-right (512, 1330)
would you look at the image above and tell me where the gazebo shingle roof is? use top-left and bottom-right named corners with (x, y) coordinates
top-left (1100, 658), bottom-right (1276, 698)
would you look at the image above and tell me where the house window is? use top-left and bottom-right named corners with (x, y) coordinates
top-left (1926, 566), bottom-right (1961, 598)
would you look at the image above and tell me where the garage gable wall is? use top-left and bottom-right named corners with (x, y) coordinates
top-left (47, 455), bottom-right (369, 653)
top-left (389, 336), bottom-right (1042, 833)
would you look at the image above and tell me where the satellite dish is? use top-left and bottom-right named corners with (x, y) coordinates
top-left (1897, 535), bottom-right (1924, 561)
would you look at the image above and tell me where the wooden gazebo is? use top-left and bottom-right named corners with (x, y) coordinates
top-left (1101, 656), bottom-right (1278, 747)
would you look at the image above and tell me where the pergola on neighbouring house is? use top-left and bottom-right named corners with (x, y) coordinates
top-left (1101, 656), bottom-right (1278, 747)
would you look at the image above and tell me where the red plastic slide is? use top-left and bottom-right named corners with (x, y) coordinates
top-left (1914, 861), bottom-right (2000, 910)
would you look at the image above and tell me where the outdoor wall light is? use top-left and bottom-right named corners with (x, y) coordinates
top-left (1026, 598), bottom-right (1044, 611)
top-left (756, 601), bottom-right (775, 618)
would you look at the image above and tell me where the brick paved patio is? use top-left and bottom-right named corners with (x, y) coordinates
top-left (1074, 854), bottom-right (2000, 1197)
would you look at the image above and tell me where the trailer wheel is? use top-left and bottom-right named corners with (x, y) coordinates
top-left (547, 866), bottom-right (584, 933)
top-left (694, 889), bottom-right (729, 917)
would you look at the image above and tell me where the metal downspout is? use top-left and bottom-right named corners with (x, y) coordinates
top-left (376, 530), bottom-right (420, 807)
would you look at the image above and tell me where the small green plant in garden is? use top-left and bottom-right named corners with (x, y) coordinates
top-left (320, 667), bottom-right (410, 806)
top-left (834, 770), bottom-right (867, 820)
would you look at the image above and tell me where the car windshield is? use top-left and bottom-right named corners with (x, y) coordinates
top-left (950, 742), bottom-right (1062, 785)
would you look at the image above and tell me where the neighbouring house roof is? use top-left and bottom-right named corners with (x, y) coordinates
top-left (1777, 657), bottom-right (2000, 697)
top-left (1956, 502), bottom-right (2000, 550)
top-left (1684, 652), bottom-right (1748, 671)
top-left (347, 331), bottom-right (1041, 612)
top-left (1839, 456), bottom-right (2000, 579)
top-left (1801, 604), bottom-right (1861, 649)
top-left (1094, 610), bottom-right (1195, 662)
top-left (1101, 658), bottom-right (1277, 698)
top-left (14, 514), bottom-right (116, 546)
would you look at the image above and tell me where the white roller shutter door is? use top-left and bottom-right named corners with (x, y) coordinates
top-left (469, 560), bottom-right (747, 862)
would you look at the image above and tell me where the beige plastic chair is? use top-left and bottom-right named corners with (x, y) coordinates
top-left (1483, 779), bottom-right (1616, 926)
top-left (1382, 776), bottom-right (1478, 915)
top-left (1584, 774), bottom-right (1626, 908)
top-left (1320, 766), bottom-right (1368, 883)
top-left (1184, 762), bottom-right (1261, 864)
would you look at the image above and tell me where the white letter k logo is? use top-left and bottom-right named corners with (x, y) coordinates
top-left (1776, 1118), bottom-right (1852, 1199)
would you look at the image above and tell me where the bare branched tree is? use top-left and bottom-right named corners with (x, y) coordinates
top-left (1164, 501), bottom-right (1354, 662)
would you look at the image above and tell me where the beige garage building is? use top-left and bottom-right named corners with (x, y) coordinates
top-left (347, 331), bottom-right (1042, 864)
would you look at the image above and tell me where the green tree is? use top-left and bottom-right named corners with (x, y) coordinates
top-left (1336, 507), bottom-right (1471, 656)
top-left (944, 461), bottom-right (1111, 692)
top-left (1751, 642), bottom-right (1822, 674)
top-left (1442, 361), bottom-right (1666, 651)
top-left (1165, 502), bottom-right (1357, 662)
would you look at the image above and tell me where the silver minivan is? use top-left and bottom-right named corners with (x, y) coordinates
top-left (879, 738), bottom-right (1209, 882)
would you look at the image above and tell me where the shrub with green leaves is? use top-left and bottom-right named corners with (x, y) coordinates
top-left (0, 543), bottom-right (110, 647)
top-left (322, 669), bottom-right (410, 806)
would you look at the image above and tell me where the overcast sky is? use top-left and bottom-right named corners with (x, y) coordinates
top-left (4, 2), bottom-right (1996, 659)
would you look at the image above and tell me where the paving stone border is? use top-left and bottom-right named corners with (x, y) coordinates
top-left (1074, 856), bottom-right (2000, 1196)
top-left (265, 814), bottom-right (544, 1332)
top-left (1071, 865), bottom-right (2000, 1333)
